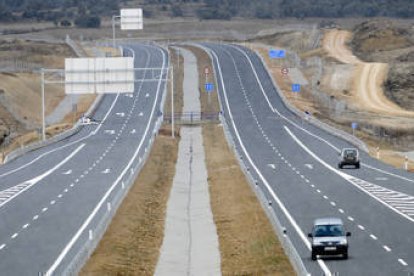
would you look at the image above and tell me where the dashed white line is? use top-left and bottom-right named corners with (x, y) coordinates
top-left (370, 234), bottom-right (378, 240)
top-left (358, 225), bottom-right (365, 230)
top-left (11, 233), bottom-right (18, 239)
top-left (58, 194), bottom-right (62, 198)
top-left (398, 259), bottom-right (408, 266)
top-left (323, 195), bottom-right (328, 200)
top-left (33, 215), bottom-right (39, 220)
top-left (330, 201), bottom-right (336, 207)
top-left (22, 224), bottom-right (29, 229)
top-left (383, 245), bottom-right (391, 252)
top-left (42, 207), bottom-right (48, 213)
top-left (50, 200), bottom-right (56, 205)
top-left (0, 244), bottom-right (5, 250)
top-left (64, 189), bottom-right (68, 193)
top-left (317, 189), bottom-right (321, 193)
top-left (338, 209), bottom-right (344, 214)
top-left (348, 216), bottom-right (354, 221)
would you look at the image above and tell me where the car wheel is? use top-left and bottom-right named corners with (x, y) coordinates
top-left (338, 164), bottom-right (342, 169)
top-left (311, 252), bottom-right (317, 261)
top-left (355, 163), bottom-right (360, 169)
top-left (343, 252), bottom-right (348, 259)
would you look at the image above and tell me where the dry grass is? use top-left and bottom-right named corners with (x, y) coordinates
top-left (80, 127), bottom-right (179, 275)
top-left (187, 45), bottom-right (294, 275)
top-left (81, 45), bottom-right (184, 274)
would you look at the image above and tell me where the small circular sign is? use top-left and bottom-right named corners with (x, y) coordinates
top-left (281, 67), bottom-right (289, 75)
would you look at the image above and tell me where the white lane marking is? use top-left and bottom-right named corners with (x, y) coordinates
top-left (64, 189), bottom-right (68, 193)
top-left (116, 112), bottom-right (125, 117)
top-left (62, 170), bottom-right (72, 175)
top-left (375, 177), bottom-right (388, 181)
top-left (42, 207), bottom-right (48, 213)
top-left (104, 130), bottom-right (115, 135)
top-left (47, 46), bottom-right (165, 276)
top-left (0, 144), bottom-right (85, 209)
top-left (22, 224), bottom-right (29, 229)
top-left (50, 200), bottom-right (56, 205)
top-left (383, 245), bottom-right (391, 252)
top-left (305, 164), bottom-right (313, 170)
top-left (338, 209), bottom-right (344, 213)
top-left (317, 189), bottom-right (321, 193)
top-left (284, 126), bottom-right (414, 223)
top-left (398, 259), bottom-right (408, 266)
top-left (348, 216), bottom-right (354, 221)
top-left (33, 215), bottom-right (39, 220)
top-left (130, 129), bottom-right (137, 134)
top-left (145, 93), bottom-right (149, 98)
top-left (11, 233), bottom-right (18, 239)
top-left (267, 164), bottom-right (276, 170)
top-left (139, 112), bottom-right (144, 117)
top-left (323, 195), bottom-right (329, 200)
top-left (330, 201), bottom-right (336, 206)
top-left (358, 225), bottom-right (365, 230)
top-left (0, 244), bottom-right (5, 250)
top-left (206, 48), bottom-right (332, 276)
top-left (101, 169), bottom-right (111, 174)
top-left (370, 234), bottom-right (378, 240)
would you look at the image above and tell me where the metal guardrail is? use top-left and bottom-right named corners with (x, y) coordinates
top-left (194, 43), bottom-right (310, 276)
top-left (4, 39), bottom-right (105, 164)
top-left (163, 111), bottom-right (220, 125)
top-left (252, 45), bottom-right (369, 153)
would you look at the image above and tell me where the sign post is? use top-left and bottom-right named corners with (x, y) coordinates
top-left (205, 83), bottom-right (214, 105)
top-left (351, 122), bottom-right (358, 136)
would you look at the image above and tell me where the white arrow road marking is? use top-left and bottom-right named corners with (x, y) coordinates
top-left (62, 170), bottom-right (72, 175)
top-left (305, 164), bottom-right (313, 170)
top-left (116, 112), bottom-right (125, 117)
top-left (124, 93), bottom-right (133, 98)
top-left (101, 169), bottom-right (111, 174)
top-left (0, 143), bottom-right (85, 209)
top-left (130, 129), bottom-right (136, 134)
top-left (104, 130), bottom-right (115, 135)
top-left (267, 164), bottom-right (276, 170)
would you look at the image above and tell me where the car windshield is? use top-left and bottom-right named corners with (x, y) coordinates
top-left (313, 224), bottom-right (345, 237)
top-left (344, 150), bottom-right (356, 157)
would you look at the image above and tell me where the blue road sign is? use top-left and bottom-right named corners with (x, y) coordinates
top-left (205, 83), bottom-right (214, 92)
top-left (292, 84), bottom-right (301, 93)
top-left (352, 122), bottom-right (358, 129)
top-left (269, 49), bottom-right (286, 59)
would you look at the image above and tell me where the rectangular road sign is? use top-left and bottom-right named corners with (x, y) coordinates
top-left (352, 122), bottom-right (358, 129)
top-left (205, 83), bottom-right (214, 92)
top-left (120, 9), bottom-right (143, 30)
top-left (292, 84), bottom-right (301, 93)
top-left (269, 49), bottom-right (286, 59)
top-left (65, 57), bottom-right (134, 94)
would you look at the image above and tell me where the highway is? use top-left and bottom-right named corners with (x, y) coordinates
top-left (204, 43), bottom-right (414, 275)
top-left (0, 43), bottom-right (167, 275)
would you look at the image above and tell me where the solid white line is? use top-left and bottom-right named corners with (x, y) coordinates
top-left (47, 45), bottom-right (166, 276)
top-left (211, 48), bottom-right (332, 276)
top-left (0, 144), bottom-right (85, 209)
top-left (284, 126), bottom-right (414, 224)
top-left (383, 245), bottom-right (391, 252)
top-left (398, 259), bottom-right (408, 266)
top-left (370, 234), bottom-right (378, 240)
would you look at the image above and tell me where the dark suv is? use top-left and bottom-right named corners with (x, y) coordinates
top-left (338, 148), bottom-right (360, 169)
top-left (308, 217), bottom-right (351, 260)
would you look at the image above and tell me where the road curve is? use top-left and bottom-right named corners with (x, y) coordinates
top-left (203, 43), bottom-right (414, 276)
top-left (0, 43), bottom-right (168, 275)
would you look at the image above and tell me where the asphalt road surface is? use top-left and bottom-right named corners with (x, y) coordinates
top-left (204, 43), bottom-right (414, 276)
top-left (0, 43), bottom-right (167, 275)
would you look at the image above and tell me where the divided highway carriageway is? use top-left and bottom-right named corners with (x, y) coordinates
top-left (203, 43), bottom-right (414, 276)
top-left (0, 44), bottom-right (167, 275)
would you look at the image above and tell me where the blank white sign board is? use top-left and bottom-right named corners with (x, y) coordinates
top-left (120, 8), bottom-right (143, 30)
top-left (65, 57), bottom-right (134, 94)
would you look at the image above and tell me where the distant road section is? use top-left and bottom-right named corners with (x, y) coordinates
top-left (323, 30), bottom-right (414, 117)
